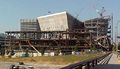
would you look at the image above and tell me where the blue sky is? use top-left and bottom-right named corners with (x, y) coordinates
top-left (0, 0), bottom-right (120, 37)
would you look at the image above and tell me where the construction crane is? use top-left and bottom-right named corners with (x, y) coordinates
top-left (89, 2), bottom-right (106, 17)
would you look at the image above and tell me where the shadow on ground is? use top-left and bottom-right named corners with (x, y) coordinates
top-left (94, 64), bottom-right (120, 69)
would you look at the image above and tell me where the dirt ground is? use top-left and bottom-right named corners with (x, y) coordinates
top-left (0, 62), bottom-right (65, 69)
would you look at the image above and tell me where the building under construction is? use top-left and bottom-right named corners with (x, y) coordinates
top-left (84, 17), bottom-right (112, 51)
top-left (3, 11), bottom-right (112, 56)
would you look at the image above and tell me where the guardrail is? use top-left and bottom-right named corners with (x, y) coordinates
top-left (60, 53), bottom-right (111, 69)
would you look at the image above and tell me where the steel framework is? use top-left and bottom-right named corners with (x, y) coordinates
top-left (4, 30), bottom-right (92, 53)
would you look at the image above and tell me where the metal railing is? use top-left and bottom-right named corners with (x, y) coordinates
top-left (60, 53), bottom-right (111, 69)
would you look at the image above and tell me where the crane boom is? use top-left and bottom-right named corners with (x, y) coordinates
top-left (89, 2), bottom-right (106, 17)
top-left (89, 2), bottom-right (100, 14)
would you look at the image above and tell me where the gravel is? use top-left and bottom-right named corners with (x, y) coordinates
top-left (0, 62), bottom-right (65, 69)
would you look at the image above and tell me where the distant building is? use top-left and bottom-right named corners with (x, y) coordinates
top-left (20, 19), bottom-right (40, 31)
top-left (20, 19), bottom-right (40, 38)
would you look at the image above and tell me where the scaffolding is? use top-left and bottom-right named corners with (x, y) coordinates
top-left (4, 30), bottom-right (91, 53)
top-left (84, 17), bottom-right (112, 51)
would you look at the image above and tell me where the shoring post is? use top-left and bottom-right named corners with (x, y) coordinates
top-left (78, 64), bottom-right (82, 69)
top-left (92, 60), bottom-right (95, 67)
top-left (95, 59), bottom-right (97, 65)
top-left (86, 62), bottom-right (90, 69)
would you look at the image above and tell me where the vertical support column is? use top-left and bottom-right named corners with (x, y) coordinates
top-left (86, 62), bottom-right (90, 69)
top-left (90, 32), bottom-right (92, 47)
top-left (65, 33), bottom-right (67, 46)
top-left (95, 59), bottom-right (97, 65)
top-left (97, 19), bottom-right (99, 40)
top-left (33, 33), bottom-right (35, 39)
top-left (92, 60), bottom-right (94, 67)
top-left (24, 33), bottom-right (26, 39)
top-left (78, 65), bottom-right (82, 69)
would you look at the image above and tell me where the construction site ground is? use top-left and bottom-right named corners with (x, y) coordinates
top-left (0, 62), bottom-right (64, 69)
top-left (0, 53), bottom-right (103, 69)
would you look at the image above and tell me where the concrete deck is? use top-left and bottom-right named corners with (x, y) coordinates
top-left (95, 53), bottom-right (120, 69)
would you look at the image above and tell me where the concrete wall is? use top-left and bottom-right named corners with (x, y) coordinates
top-left (67, 13), bottom-right (84, 31)
top-left (37, 12), bottom-right (68, 31)
top-left (37, 11), bottom-right (84, 31)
